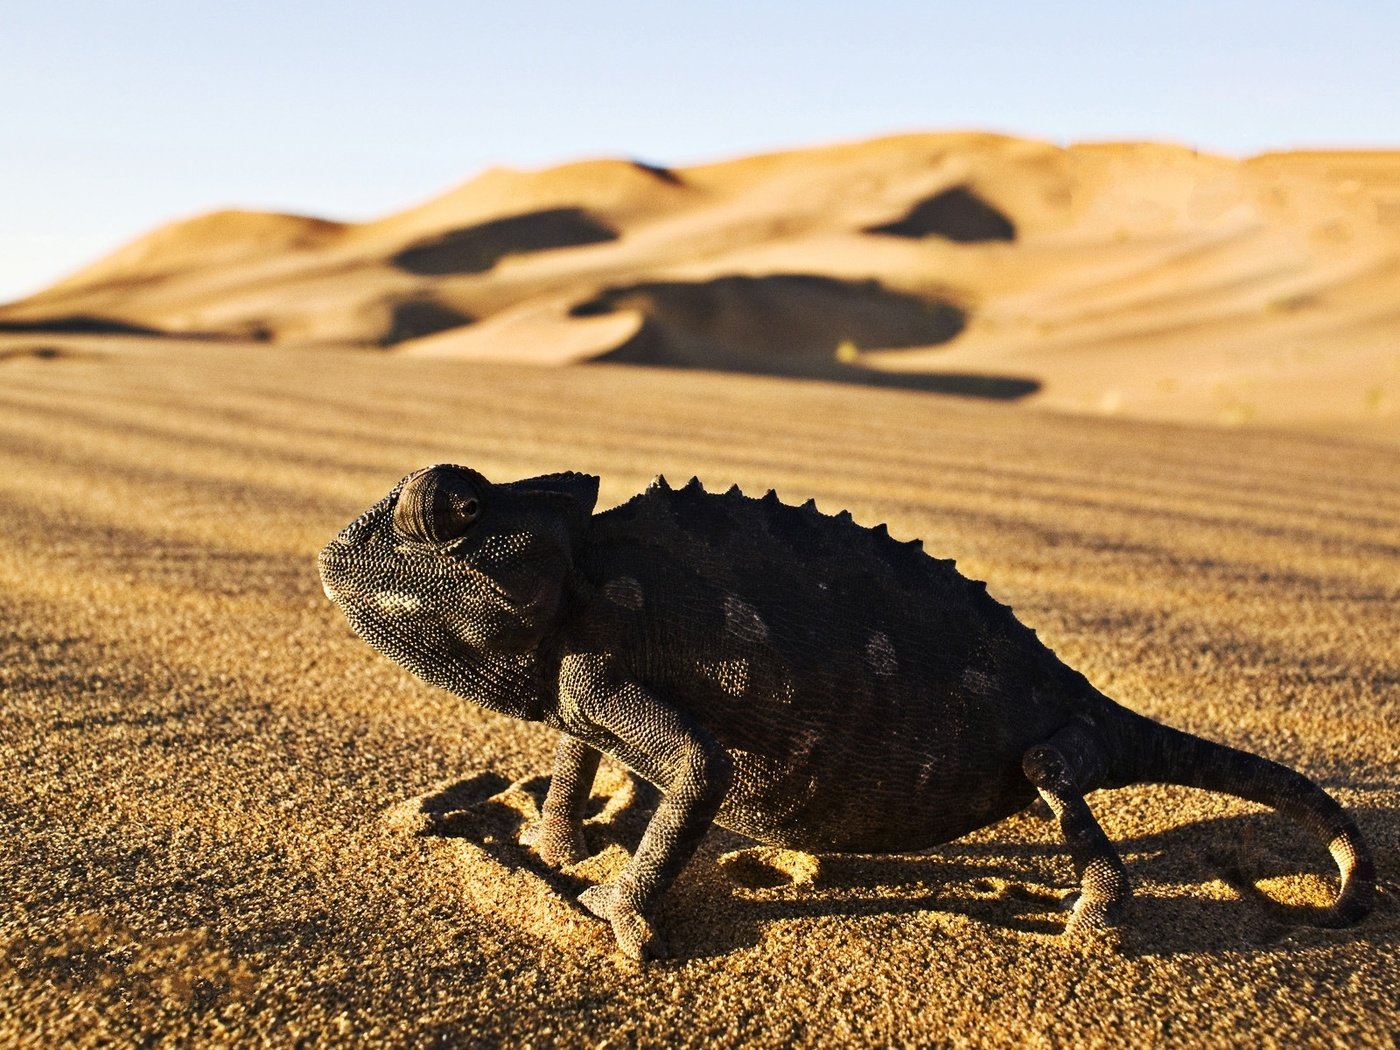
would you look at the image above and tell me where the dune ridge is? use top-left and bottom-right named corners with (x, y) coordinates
top-left (3, 132), bottom-right (1397, 440)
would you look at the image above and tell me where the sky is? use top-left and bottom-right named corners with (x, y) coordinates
top-left (2, 0), bottom-right (1397, 302)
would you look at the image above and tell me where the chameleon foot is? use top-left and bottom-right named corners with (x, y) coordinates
top-left (520, 814), bottom-right (590, 867)
top-left (1063, 889), bottom-right (1127, 936)
top-left (578, 882), bottom-right (667, 960)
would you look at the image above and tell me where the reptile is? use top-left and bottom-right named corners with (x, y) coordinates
top-left (318, 463), bottom-right (1375, 959)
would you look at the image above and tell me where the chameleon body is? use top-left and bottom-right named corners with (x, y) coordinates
top-left (318, 465), bottom-right (1374, 958)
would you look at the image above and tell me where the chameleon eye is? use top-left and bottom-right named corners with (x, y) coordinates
top-left (393, 466), bottom-right (484, 543)
top-left (447, 492), bottom-right (481, 528)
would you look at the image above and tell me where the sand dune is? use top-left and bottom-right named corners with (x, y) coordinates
top-left (1, 335), bottom-right (1396, 1046)
top-left (3, 133), bottom-right (1397, 440)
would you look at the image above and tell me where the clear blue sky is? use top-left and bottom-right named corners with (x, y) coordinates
top-left (2, 0), bottom-right (1396, 302)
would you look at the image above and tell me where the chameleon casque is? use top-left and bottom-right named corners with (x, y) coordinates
top-left (318, 464), bottom-right (1375, 959)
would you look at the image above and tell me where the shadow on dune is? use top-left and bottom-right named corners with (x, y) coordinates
top-left (0, 314), bottom-right (171, 337)
top-left (0, 344), bottom-right (87, 363)
top-left (597, 350), bottom-right (1043, 399)
top-left (629, 158), bottom-right (684, 185)
top-left (571, 273), bottom-right (1039, 399)
top-left (864, 185), bottom-right (1016, 243)
top-left (390, 207), bottom-right (619, 276)
top-left (378, 297), bottom-right (475, 346)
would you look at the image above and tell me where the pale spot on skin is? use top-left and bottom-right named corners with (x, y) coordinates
top-left (790, 727), bottom-right (821, 763)
top-left (374, 591), bottom-right (422, 615)
top-left (724, 594), bottom-right (769, 643)
top-left (700, 658), bottom-right (749, 696)
top-left (962, 667), bottom-right (995, 694)
top-left (866, 631), bottom-right (898, 676)
top-left (916, 760), bottom-right (937, 791)
top-left (601, 576), bottom-right (645, 610)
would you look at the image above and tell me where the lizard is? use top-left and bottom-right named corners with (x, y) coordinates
top-left (317, 463), bottom-right (1375, 959)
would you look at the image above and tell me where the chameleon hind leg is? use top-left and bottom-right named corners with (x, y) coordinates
top-left (1022, 725), bottom-right (1131, 934)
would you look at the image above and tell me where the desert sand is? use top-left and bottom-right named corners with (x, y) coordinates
top-left (3, 132), bottom-right (1398, 1045)
top-left (3, 133), bottom-right (1399, 444)
top-left (1, 332), bottom-right (1396, 1047)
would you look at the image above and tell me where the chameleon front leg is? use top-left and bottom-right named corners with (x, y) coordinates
top-left (521, 734), bottom-right (601, 866)
top-left (560, 654), bottom-right (733, 960)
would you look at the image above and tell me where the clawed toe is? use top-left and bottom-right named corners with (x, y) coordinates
top-left (577, 882), bottom-right (616, 920)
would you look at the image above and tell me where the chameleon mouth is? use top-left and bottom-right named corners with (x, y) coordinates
top-left (317, 540), bottom-right (357, 604)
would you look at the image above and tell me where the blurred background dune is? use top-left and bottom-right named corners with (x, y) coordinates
top-left (5, 134), bottom-right (1397, 441)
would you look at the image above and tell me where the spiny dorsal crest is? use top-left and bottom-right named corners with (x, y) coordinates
top-left (636, 475), bottom-right (938, 582)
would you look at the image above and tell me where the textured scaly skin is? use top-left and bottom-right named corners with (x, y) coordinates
top-left (319, 465), bottom-right (1375, 960)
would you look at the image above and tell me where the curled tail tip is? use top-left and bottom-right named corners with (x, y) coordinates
top-left (1126, 714), bottom-right (1375, 928)
top-left (1323, 830), bottom-right (1377, 926)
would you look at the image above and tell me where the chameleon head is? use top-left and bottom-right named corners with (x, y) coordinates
top-left (318, 464), bottom-right (599, 690)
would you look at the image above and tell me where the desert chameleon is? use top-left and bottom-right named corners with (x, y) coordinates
top-left (318, 464), bottom-right (1375, 959)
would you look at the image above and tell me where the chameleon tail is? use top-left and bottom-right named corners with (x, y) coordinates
top-left (1126, 712), bottom-right (1374, 925)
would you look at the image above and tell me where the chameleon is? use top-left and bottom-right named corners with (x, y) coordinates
top-left (318, 463), bottom-right (1375, 959)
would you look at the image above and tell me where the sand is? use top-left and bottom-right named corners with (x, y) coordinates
top-left (3, 133), bottom-right (1398, 445)
top-left (1, 334), bottom-right (1396, 1047)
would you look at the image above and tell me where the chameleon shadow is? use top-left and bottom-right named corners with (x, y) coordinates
top-left (1102, 803), bottom-right (1397, 959)
top-left (405, 775), bottom-right (1393, 962)
top-left (408, 771), bottom-right (664, 906)
top-left (696, 804), bottom-right (1398, 960)
top-left (410, 774), bottom-right (593, 903)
